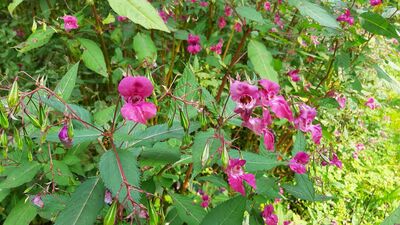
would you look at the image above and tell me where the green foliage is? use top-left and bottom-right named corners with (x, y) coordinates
top-left (248, 40), bottom-right (279, 83)
top-left (16, 28), bottom-right (55, 53)
top-left (170, 193), bottom-right (206, 225)
top-left (4, 199), bottom-right (37, 225)
top-left (200, 195), bottom-right (246, 225)
top-left (0, 161), bottom-right (41, 189)
top-left (78, 38), bottom-right (108, 77)
top-left (54, 62), bottom-right (80, 101)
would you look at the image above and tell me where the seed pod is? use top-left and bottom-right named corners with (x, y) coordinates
top-left (168, 105), bottom-right (176, 129)
top-left (199, 111), bottom-right (207, 129)
top-left (178, 107), bottom-right (189, 132)
top-left (201, 141), bottom-right (210, 166)
top-left (14, 128), bottom-right (23, 150)
top-left (38, 103), bottom-right (46, 128)
top-left (148, 200), bottom-right (159, 225)
top-left (103, 201), bottom-right (117, 225)
top-left (221, 145), bottom-right (229, 169)
top-left (7, 78), bottom-right (19, 108)
top-left (0, 132), bottom-right (7, 148)
top-left (27, 114), bottom-right (41, 128)
top-left (182, 133), bottom-right (191, 146)
top-left (0, 110), bottom-right (9, 129)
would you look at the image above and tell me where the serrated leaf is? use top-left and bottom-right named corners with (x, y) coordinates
top-left (236, 6), bottom-right (264, 23)
top-left (230, 150), bottom-right (284, 172)
top-left (170, 193), bottom-right (206, 225)
top-left (191, 129), bottom-right (219, 177)
top-left (248, 40), bottom-right (279, 83)
top-left (360, 12), bottom-right (399, 38)
top-left (139, 142), bottom-right (181, 166)
top-left (17, 28), bottom-right (55, 53)
top-left (94, 106), bottom-right (116, 126)
top-left (289, 0), bottom-right (340, 29)
top-left (292, 131), bottom-right (306, 155)
top-left (375, 65), bottom-right (400, 94)
top-left (0, 161), bottom-right (41, 189)
top-left (133, 32), bottom-right (157, 64)
top-left (8, 0), bottom-right (24, 15)
top-left (108, 0), bottom-right (170, 32)
top-left (200, 195), bottom-right (246, 225)
top-left (78, 38), bottom-right (108, 77)
top-left (99, 149), bottom-right (141, 209)
top-left (37, 194), bottom-right (69, 221)
top-left (381, 205), bottom-right (400, 225)
top-left (256, 176), bottom-right (280, 200)
top-left (4, 199), bottom-right (37, 225)
top-left (54, 177), bottom-right (105, 225)
top-left (283, 174), bottom-right (331, 202)
top-left (54, 62), bottom-right (80, 101)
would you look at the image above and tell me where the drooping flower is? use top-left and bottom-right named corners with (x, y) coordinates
top-left (311, 35), bottom-right (320, 46)
top-left (336, 95), bottom-right (346, 109)
top-left (117, 16), bottom-right (128, 22)
top-left (230, 80), bottom-right (259, 122)
top-left (234, 22), bottom-right (243, 32)
top-left (268, 96), bottom-right (294, 122)
top-left (62, 15), bottom-right (79, 32)
top-left (262, 204), bottom-right (278, 225)
top-left (289, 151), bottom-right (310, 174)
top-left (199, 1), bottom-right (209, 7)
top-left (200, 194), bottom-right (210, 208)
top-left (226, 159), bottom-right (256, 196)
top-left (308, 124), bottom-right (322, 145)
top-left (224, 6), bottom-right (233, 17)
top-left (264, 1), bottom-right (271, 11)
top-left (288, 69), bottom-right (300, 82)
top-left (32, 194), bottom-right (44, 208)
top-left (218, 17), bottom-right (227, 29)
top-left (274, 13), bottom-right (284, 29)
top-left (104, 190), bottom-right (113, 204)
top-left (365, 97), bottom-right (378, 109)
top-left (118, 76), bottom-right (157, 124)
top-left (336, 9), bottom-right (354, 25)
top-left (330, 153), bottom-right (342, 169)
top-left (370, 0), bottom-right (382, 6)
top-left (210, 39), bottom-right (223, 54)
top-left (159, 10), bottom-right (170, 23)
top-left (295, 104), bottom-right (322, 144)
top-left (187, 34), bottom-right (202, 54)
top-left (59, 124), bottom-right (73, 148)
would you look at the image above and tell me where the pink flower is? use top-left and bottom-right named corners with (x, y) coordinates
top-left (32, 195), bottom-right (44, 208)
top-left (187, 44), bottom-right (202, 54)
top-left (264, 1), bottom-right (271, 11)
top-left (263, 129), bottom-right (275, 151)
top-left (262, 204), bottom-right (278, 225)
top-left (337, 9), bottom-right (354, 25)
top-left (187, 34), bottom-right (200, 45)
top-left (59, 124), bottom-right (72, 148)
top-left (199, 1), bottom-right (209, 7)
top-left (159, 10), bottom-right (170, 23)
top-left (200, 194), bottom-right (210, 208)
top-left (234, 22), bottom-right (243, 32)
top-left (62, 15), bottom-right (79, 31)
top-left (365, 97), bottom-right (378, 109)
top-left (187, 34), bottom-right (202, 54)
top-left (336, 95), bottom-right (346, 109)
top-left (356, 143), bottom-right (365, 151)
top-left (268, 96), bottom-right (294, 122)
top-left (288, 69), bottom-right (300, 82)
top-left (117, 16), bottom-right (128, 22)
top-left (274, 13), bottom-right (284, 29)
top-left (230, 80), bottom-right (259, 122)
top-left (284, 221), bottom-right (292, 225)
top-left (330, 153), bottom-right (342, 169)
top-left (118, 76), bottom-right (157, 124)
top-left (210, 39), bottom-right (223, 54)
top-left (308, 124), bottom-right (322, 145)
top-left (353, 151), bottom-right (359, 159)
top-left (370, 0), bottom-right (382, 6)
top-left (218, 17), bottom-right (227, 29)
top-left (295, 104), bottom-right (317, 132)
top-left (225, 6), bottom-right (233, 17)
top-left (311, 35), bottom-right (320, 46)
top-left (226, 159), bottom-right (256, 196)
top-left (104, 190), bottom-right (113, 204)
top-left (289, 151), bottom-right (310, 174)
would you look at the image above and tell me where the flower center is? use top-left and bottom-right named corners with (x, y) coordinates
top-left (240, 95), bottom-right (252, 104)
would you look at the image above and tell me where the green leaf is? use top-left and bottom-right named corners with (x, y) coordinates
top-left (256, 176), bottom-right (280, 200)
top-left (45, 128), bottom-right (101, 146)
top-left (55, 177), bottom-right (105, 225)
top-left (108, 0), bottom-right (170, 32)
top-left (191, 129), bottom-right (219, 177)
top-left (4, 199), bottom-right (37, 225)
top-left (133, 32), bottom-right (157, 64)
top-left (292, 131), bottom-right (306, 155)
top-left (139, 142), bottom-right (181, 166)
top-left (78, 38), bottom-right (108, 77)
top-left (170, 193), bottom-right (206, 225)
top-left (375, 65), bottom-right (400, 94)
top-left (248, 40), bottom-right (279, 83)
top-left (197, 175), bottom-right (228, 188)
top-left (318, 98), bottom-right (339, 109)
top-left (360, 12), bottom-right (399, 38)
top-left (0, 188), bottom-right (10, 202)
top-left (99, 149), bottom-right (141, 209)
top-left (229, 150), bottom-right (284, 172)
top-left (381, 205), bottom-right (400, 225)
top-left (94, 106), bottom-right (116, 126)
top-left (43, 160), bottom-right (73, 186)
top-left (236, 6), bottom-right (264, 23)
top-left (37, 194), bottom-right (69, 221)
top-left (54, 62), bottom-right (80, 101)
top-left (17, 28), bottom-right (55, 53)
top-left (0, 161), bottom-right (41, 189)
top-left (200, 195), bottom-right (246, 225)
top-left (283, 174), bottom-right (331, 201)
top-left (289, 0), bottom-right (340, 29)
top-left (8, 0), bottom-right (24, 15)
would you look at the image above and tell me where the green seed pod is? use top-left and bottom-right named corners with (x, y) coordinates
top-left (38, 104), bottom-right (46, 128)
top-left (178, 107), bottom-right (189, 132)
top-left (68, 122), bottom-right (74, 139)
top-left (168, 105), bottom-right (176, 129)
top-left (0, 110), bottom-right (9, 129)
top-left (199, 111), bottom-right (207, 130)
top-left (201, 141), bottom-right (210, 167)
top-left (27, 114), bottom-right (41, 128)
top-left (13, 128), bottom-right (23, 150)
top-left (103, 201), bottom-right (117, 225)
top-left (149, 200), bottom-right (159, 225)
top-left (182, 133), bottom-right (192, 146)
top-left (7, 78), bottom-right (19, 108)
top-left (0, 132), bottom-right (8, 148)
top-left (221, 145), bottom-right (229, 169)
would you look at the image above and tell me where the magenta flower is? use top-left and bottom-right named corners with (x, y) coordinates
top-left (330, 153), bottom-right (342, 169)
top-left (118, 76), bottom-right (157, 124)
top-left (159, 10), bottom-right (169, 23)
top-left (365, 97), bottom-right (378, 109)
top-left (336, 95), bottom-right (346, 109)
top-left (59, 124), bottom-right (72, 148)
top-left (218, 17), bottom-right (227, 29)
top-left (234, 22), bottom-right (243, 32)
top-left (268, 96), bottom-right (294, 122)
top-left (288, 69), bottom-right (300, 82)
top-left (262, 204), bottom-right (278, 225)
top-left (187, 34), bottom-right (202, 54)
top-left (259, 79), bottom-right (280, 100)
top-left (264, 1), bottom-right (271, 11)
top-left (370, 0), bottom-right (382, 6)
top-left (225, 6), bottom-right (233, 17)
top-left (356, 143), bottom-right (365, 151)
top-left (62, 15), bottom-right (79, 32)
top-left (210, 39), bottom-right (223, 54)
top-left (283, 221), bottom-right (292, 225)
top-left (295, 104), bottom-right (322, 144)
top-left (311, 35), bottom-right (320, 46)
top-left (230, 80), bottom-right (259, 122)
top-left (274, 13), bottom-right (284, 29)
top-left (243, 115), bottom-right (274, 151)
top-left (336, 9), bottom-right (354, 25)
top-left (200, 194), bottom-right (210, 208)
top-left (32, 195), bottom-right (44, 208)
top-left (289, 151), bottom-right (310, 174)
top-left (199, 1), bottom-right (208, 7)
top-left (308, 124), bottom-right (322, 144)
top-left (226, 159), bottom-right (256, 196)
top-left (117, 16), bottom-right (128, 22)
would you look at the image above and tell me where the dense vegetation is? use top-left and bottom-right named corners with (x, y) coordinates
top-left (0, 0), bottom-right (399, 224)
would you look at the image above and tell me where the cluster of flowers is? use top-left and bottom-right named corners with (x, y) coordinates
top-left (197, 190), bottom-right (211, 208)
top-left (187, 34), bottom-right (202, 55)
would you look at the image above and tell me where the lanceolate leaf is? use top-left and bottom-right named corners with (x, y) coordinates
top-left (8, 0), bottom-right (24, 15)
top-left (283, 174), bottom-right (331, 201)
top-left (45, 128), bottom-right (102, 146)
top-left (54, 177), bottom-right (105, 225)
top-left (170, 193), bottom-right (206, 225)
top-left (108, 0), bottom-right (170, 32)
top-left (133, 32), bottom-right (157, 64)
top-left (236, 6), bottom-right (264, 23)
top-left (4, 199), bottom-right (37, 225)
top-left (229, 150), bottom-right (284, 172)
top-left (200, 195), bottom-right (246, 225)
top-left (375, 65), bottom-right (400, 94)
top-left (292, 131), bottom-right (306, 155)
top-left (191, 129), bottom-right (219, 177)
top-left (360, 12), bottom-right (399, 39)
top-left (248, 40), bottom-right (279, 83)
top-left (0, 161), bottom-right (41, 189)
top-left (55, 62), bottom-right (80, 101)
top-left (78, 38), bottom-right (108, 77)
top-left (381, 205), bottom-right (400, 225)
top-left (17, 28), bottom-right (55, 53)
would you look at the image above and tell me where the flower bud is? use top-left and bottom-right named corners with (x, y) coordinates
top-left (201, 141), bottom-right (210, 166)
top-left (178, 107), bottom-right (189, 132)
top-left (104, 190), bottom-right (112, 205)
top-left (27, 114), bottom-right (41, 129)
top-left (0, 110), bottom-right (9, 129)
top-left (38, 103), bottom-right (46, 129)
top-left (221, 145), bottom-right (229, 169)
top-left (32, 195), bottom-right (44, 208)
top-left (58, 124), bottom-right (73, 148)
top-left (13, 128), bottom-right (23, 150)
top-left (0, 132), bottom-right (7, 148)
top-left (149, 200), bottom-right (159, 225)
top-left (7, 78), bottom-right (19, 108)
top-left (103, 201), bottom-right (117, 225)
